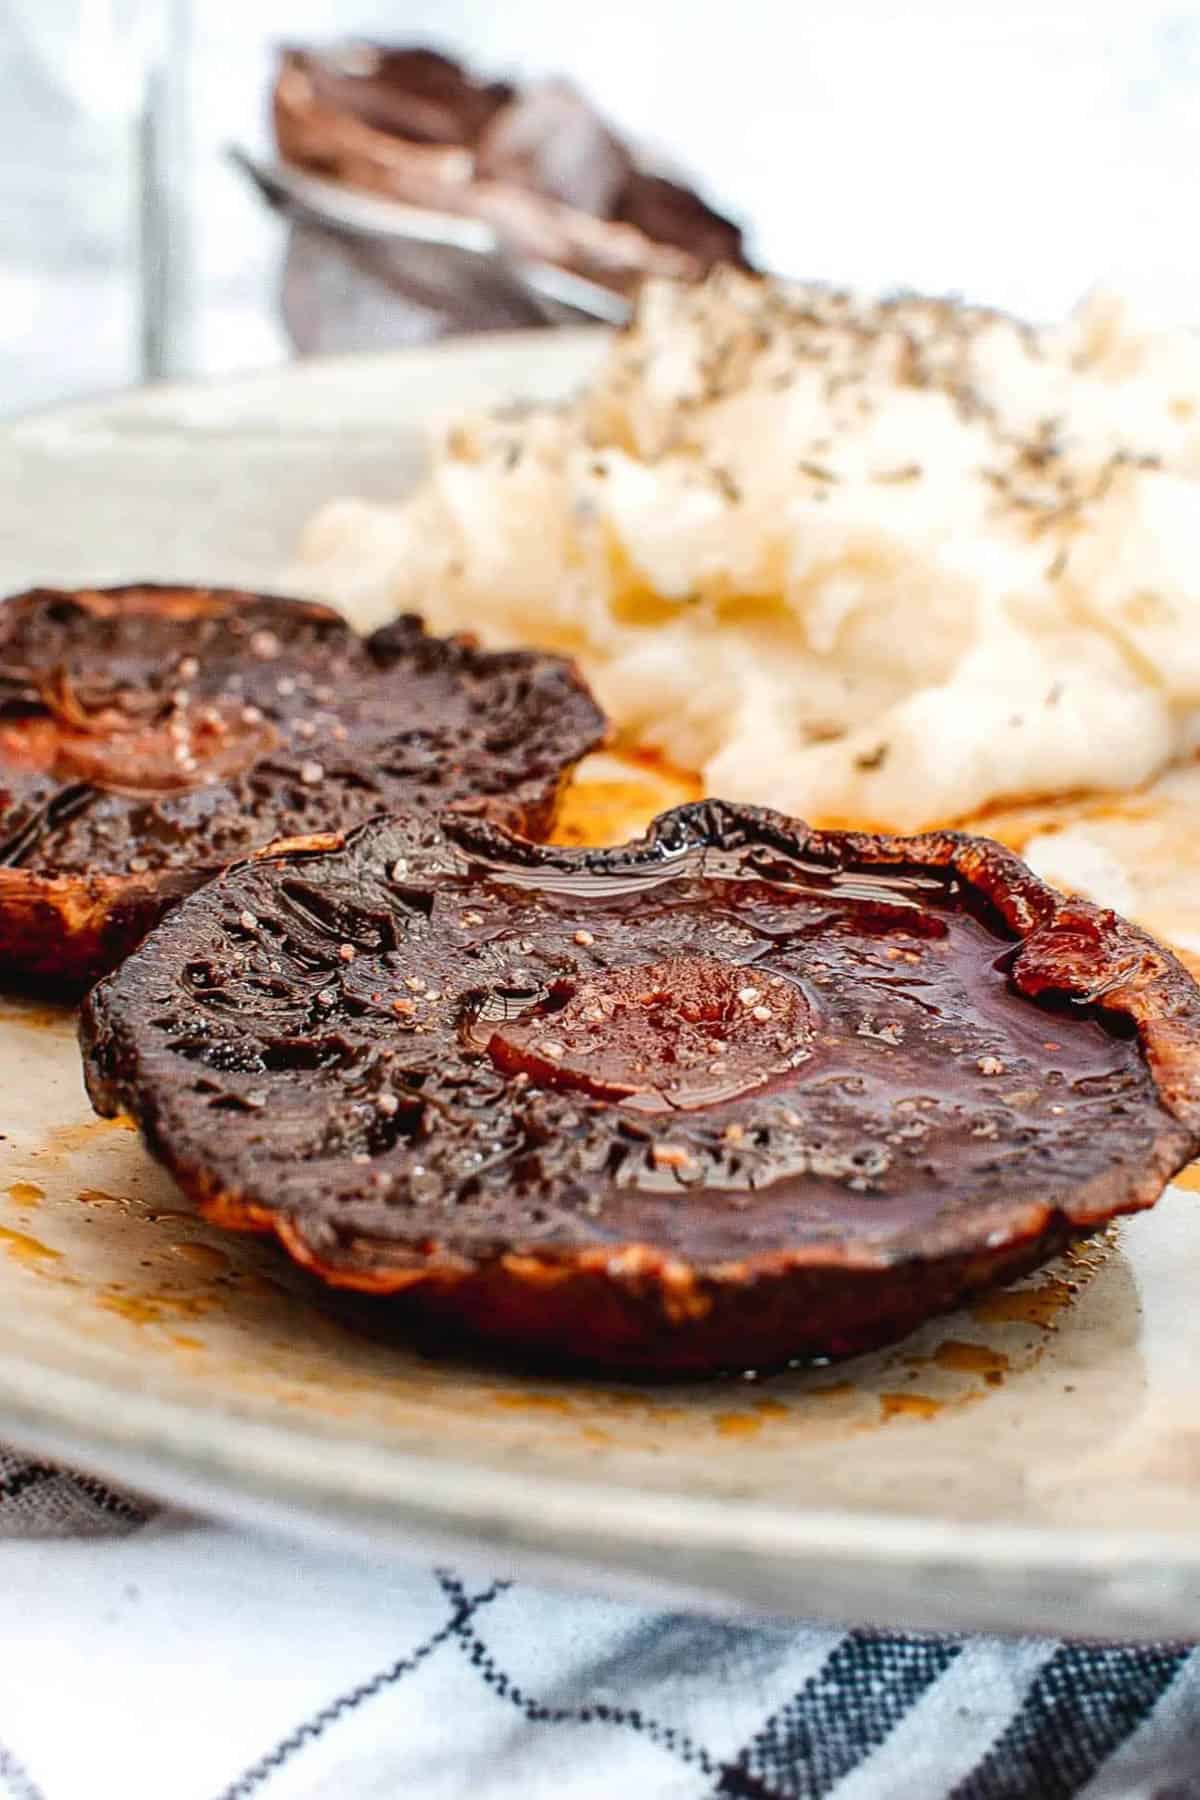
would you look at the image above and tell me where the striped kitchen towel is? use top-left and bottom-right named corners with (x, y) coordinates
top-left (0, 1447), bottom-right (1193, 1800)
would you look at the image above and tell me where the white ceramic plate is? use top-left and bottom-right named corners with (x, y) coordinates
top-left (4, 334), bottom-right (1200, 1640)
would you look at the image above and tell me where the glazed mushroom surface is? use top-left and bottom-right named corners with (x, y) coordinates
top-left (80, 802), bottom-right (1200, 1373)
top-left (0, 585), bottom-right (604, 987)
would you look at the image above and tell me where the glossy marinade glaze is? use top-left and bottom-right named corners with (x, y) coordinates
top-left (81, 801), bottom-right (1200, 1373)
top-left (0, 585), bottom-right (604, 988)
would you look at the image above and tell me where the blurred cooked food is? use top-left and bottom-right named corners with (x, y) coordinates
top-left (294, 45), bottom-right (514, 147)
top-left (475, 79), bottom-right (633, 217)
top-left (273, 44), bottom-right (749, 294)
top-left (0, 585), bottom-right (603, 989)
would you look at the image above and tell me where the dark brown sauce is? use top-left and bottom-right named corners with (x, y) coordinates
top-left (84, 809), bottom-right (1173, 1272)
top-left (422, 840), bottom-right (1159, 1255)
top-left (481, 953), bottom-right (815, 1110)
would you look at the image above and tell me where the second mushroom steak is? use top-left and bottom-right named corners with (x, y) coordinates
top-left (80, 801), bottom-right (1200, 1375)
top-left (0, 584), bottom-right (604, 987)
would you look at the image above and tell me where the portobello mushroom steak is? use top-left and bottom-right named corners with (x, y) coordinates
top-left (80, 801), bottom-right (1200, 1375)
top-left (0, 584), bottom-right (604, 989)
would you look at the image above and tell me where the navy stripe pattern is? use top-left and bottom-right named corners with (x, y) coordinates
top-left (211, 1596), bottom-right (1194, 1800)
top-left (950, 1644), bottom-right (1193, 1800)
top-left (0, 1452), bottom-right (147, 1535)
top-left (719, 1633), bottom-right (964, 1799)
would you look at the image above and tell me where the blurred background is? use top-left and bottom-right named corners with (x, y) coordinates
top-left (1, 0), bottom-right (1198, 416)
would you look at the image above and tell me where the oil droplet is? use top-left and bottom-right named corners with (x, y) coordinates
top-left (1172, 1163), bottom-right (1200, 1195)
top-left (808, 1381), bottom-right (857, 1402)
top-left (932, 1339), bottom-right (1011, 1377)
top-left (1065, 1238), bottom-right (1113, 1277)
top-left (492, 1391), bottom-right (574, 1415)
top-left (972, 1278), bottom-right (1074, 1329)
top-left (170, 1242), bottom-right (230, 1275)
top-left (6, 1182), bottom-right (44, 1206)
top-left (880, 1392), bottom-right (943, 1422)
top-left (98, 1294), bottom-right (162, 1325)
top-left (236, 1273), bottom-right (289, 1299)
top-left (752, 1397), bottom-right (790, 1419)
top-left (171, 1334), bottom-right (204, 1351)
top-left (97, 1290), bottom-right (213, 1326)
top-left (0, 1226), bottom-right (59, 1265)
top-left (715, 1412), bottom-right (763, 1439)
top-left (551, 757), bottom-right (701, 850)
top-left (581, 1426), bottom-right (613, 1446)
top-left (37, 1115), bottom-right (133, 1160)
top-left (0, 1000), bottom-right (70, 1030)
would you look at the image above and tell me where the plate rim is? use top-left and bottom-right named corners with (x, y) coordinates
top-left (3, 325), bottom-right (605, 439)
top-left (2, 1327), bottom-right (1200, 1639)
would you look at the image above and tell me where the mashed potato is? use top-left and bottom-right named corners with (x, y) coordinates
top-left (292, 271), bottom-right (1200, 830)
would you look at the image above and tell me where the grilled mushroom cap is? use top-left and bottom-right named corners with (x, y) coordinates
top-left (81, 801), bottom-right (1200, 1375)
top-left (0, 584), bottom-right (604, 990)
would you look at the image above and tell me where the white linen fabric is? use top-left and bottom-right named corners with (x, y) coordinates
top-left (0, 1449), bottom-right (1194, 1800)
